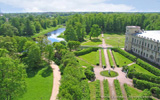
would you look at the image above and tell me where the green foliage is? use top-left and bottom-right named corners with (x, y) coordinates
top-left (107, 49), bottom-right (114, 68)
top-left (114, 79), bottom-right (124, 100)
top-left (75, 22), bottom-right (86, 42)
top-left (80, 80), bottom-right (90, 100)
top-left (150, 87), bottom-right (160, 99)
top-left (101, 49), bottom-right (106, 68)
top-left (67, 41), bottom-right (80, 51)
top-left (74, 47), bottom-right (98, 56)
top-left (0, 57), bottom-right (27, 100)
top-left (103, 79), bottom-right (110, 100)
top-left (112, 50), bottom-right (119, 67)
top-left (84, 66), bottom-right (95, 81)
top-left (89, 81), bottom-right (96, 100)
top-left (124, 84), bottom-right (132, 100)
top-left (100, 70), bottom-right (118, 77)
top-left (140, 89), bottom-right (152, 100)
top-left (112, 48), bottom-right (136, 61)
top-left (64, 25), bottom-right (77, 41)
top-left (89, 24), bottom-right (101, 39)
top-left (136, 59), bottom-right (160, 76)
top-left (96, 50), bottom-right (99, 66)
top-left (133, 78), bottom-right (160, 90)
top-left (95, 80), bottom-right (101, 100)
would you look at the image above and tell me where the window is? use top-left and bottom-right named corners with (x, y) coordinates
top-left (139, 41), bottom-right (141, 45)
top-left (132, 38), bottom-right (134, 42)
top-left (137, 40), bottom-right (138, 44)
top-left (151, 44), bottom-right (153, 49)
top-left (148, 43), bottom-right (150, 48)
top-left (145, 42), bottom-right (146, 47)
top-left (144, 53), bottom-right (145, 56)
top-left (154, 46), bottom-right (156, 50)
top-left (146, 54), bottom-right (148, 57)
top-left (135, 39), bottom-right (136, 43)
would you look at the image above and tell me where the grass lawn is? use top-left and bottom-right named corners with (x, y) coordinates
top-left (127, 85), bottom-right (141, 96)
top-left (128, 64), bottom-right (155, 76)
top-left (102, 33), bottom-right (125, 47)
top-left (32, 25), bottom-right (63, 38)
top-left (77, 57), bottom-right (91, 67)
top-left (100, 70), bottom-right (118, 77)
top-left (79, 51), bottom-right (98, 65)
top-left (101, 49), bottom-right (106, 67)
top-left (89, 81), bottom-right (97, 100)
top-left (81, 38), bottom-right (102, 46)
top-left (114, 52), bottom-right (132, 67)
top-left (18, 62), bottom-right (53, 100)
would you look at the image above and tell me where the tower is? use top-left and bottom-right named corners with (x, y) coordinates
top-left (125, 26), bottom-right (141, 51)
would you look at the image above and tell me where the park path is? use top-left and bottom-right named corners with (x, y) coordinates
top-left (127, 62), bottom-right (136, 66)
top-left (50, 61), bottom-right (61, 100)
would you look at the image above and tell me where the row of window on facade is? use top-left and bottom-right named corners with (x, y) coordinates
top-left (132, 38), bottom-right (160, 51)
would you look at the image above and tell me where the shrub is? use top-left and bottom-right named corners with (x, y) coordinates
top-left (112, 48), bottom-right (136, 61)
top-left (103, 79), bottom-right (110, 100)
top-left (85, 69), bottom-right (95, 81)
top-left (124, 84), bottom-right (132, 100)
top-left (133, 78), bottom-right (160, 90)
top-left (114, 79), bottom-right (124, 100)
top-left (128, 72), bottom-right (160, 84)
top-left (74, 47), bottom-right (99, 56)
top-left (107, 49), bottom-right (114, 68)
top-left (150, 87), bottom-right (160, 99)
top-left (112, 51), bottom-right (119, 67)
top-left (95, 80), bottom-right (101, 100)
top-left (136, 59), bottom-right (160, 76)
top-left (96, 50), bottom-right (99, 66)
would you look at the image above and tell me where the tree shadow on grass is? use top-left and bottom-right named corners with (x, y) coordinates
top-left (41, 65), bottom-right (53, 77)
top-left (91, 38), bottom-right (102, 42)
top-left (26, 67), bottom-right (42, 78)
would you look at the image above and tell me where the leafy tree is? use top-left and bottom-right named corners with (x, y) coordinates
top-left (140, 89), bottom-right (152, 100)
top-left (64, 25), bottom-right (77, 41)
top-left (67, 41), bottom-right (80, 51)
top-left (52, 18), bottom-right (58, 27)
top-left (75, 22), bottom-right (86, 42)
top-left (35, 21), bottom-right (42, 33)
top-left (45, 44), bottom-right (54, 64)
top-left (89, 24), bottom-right (101, 40)
top-left (24, 19), bottom-right (36, 36)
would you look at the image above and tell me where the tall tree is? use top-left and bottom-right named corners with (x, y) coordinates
top-left (89, 24), bottom-right (101, 40)
top-left (64, 25), bottom-right (77, 41)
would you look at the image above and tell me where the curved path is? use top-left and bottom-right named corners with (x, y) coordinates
top-left (50, 61), bottom-right (61, 100)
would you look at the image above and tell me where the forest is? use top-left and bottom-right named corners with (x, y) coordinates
top-left (1, 12), bottom-right (160, 100)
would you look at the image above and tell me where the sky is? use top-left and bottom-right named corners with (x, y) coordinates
top-left (0, 0), bottom-right (159, 13)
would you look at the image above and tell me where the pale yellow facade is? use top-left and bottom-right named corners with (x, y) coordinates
top-left (125, 26), bottom-right (160, 65)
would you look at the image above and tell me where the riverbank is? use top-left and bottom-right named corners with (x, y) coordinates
top-left (32, 25), bottom-right (64, 38)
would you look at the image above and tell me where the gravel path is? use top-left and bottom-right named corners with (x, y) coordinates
top-left (50, 61), bottom-right (61, 100)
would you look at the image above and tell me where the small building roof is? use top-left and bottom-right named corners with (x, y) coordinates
top-left (134, 30), bottom-right (160, 41)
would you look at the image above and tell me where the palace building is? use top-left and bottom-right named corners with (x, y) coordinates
top-left (125, 26), bottom-right (160, 65)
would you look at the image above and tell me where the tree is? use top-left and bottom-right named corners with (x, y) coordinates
top-left (67, 41), bottom-right (80, 51)
top-left (52, 18), bottom-right (58, 27)
top-left (24, 19), bottom-right (36, 36)
top-left (140, 89), bottom-right (152, 100)
top-left (0, 57), bottom-right (26, 100)
top-left (45, 44), bottom-right (54, 64)
top-left (35, 21), bottom-right (42, 33)
top-left (64, 25), bottom-right (77, 41)
top-left (75, 22), bottom-right (86, 42)
top-left (0, 23), bottom-right (19, 36)
top-left (89, 24), bottom-right (101, 40)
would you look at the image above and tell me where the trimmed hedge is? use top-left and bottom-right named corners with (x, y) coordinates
top-left (150, 87), bottom-right (160, 99)
top-left (124, 84), bottom-right (132, 100)
top-left (114, 79), bottom-right (124, 100)
top-left (74, 47), bottom-right (99, 56)
top-left (128, 72), bottom-right (160, 84)
top-left (95, 80), bottom-right (101, 100)
top-left (96, 50), bottom-right (99, 66)
top-left (103, 79), bottom-right (110, 100)
top-left (112, 48), bottom-right (136, 61)
top-left (133, 78), bottom-right (160, 90)
top-left (101, 49), bottom-right (106, 68)
top-left (107, 49), bottom-right (114, 68)
top-left (112, 51), bottom-right (119, 67)
top-left (136, 59), bottom-right (160, 76)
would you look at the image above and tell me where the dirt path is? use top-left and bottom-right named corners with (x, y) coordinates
top-left (100, 81), bottom-right (104, 100)
top-left (120, 83), bottom-right (128, 100)
top-left (109, 49), bottom-right (117, 68)
top-left (99, 49), bottom-right (102, 68)
top-left (50, 61), bottom-right (61, 100)
top-left (127, 62), bottom-right (136, 66)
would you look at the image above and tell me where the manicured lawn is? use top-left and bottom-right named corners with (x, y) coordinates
top-left (127, 85), bottom-right (141, 96)
top-left (32, 25), bottom-right (63, 38)
top-left (103, 79), bottom-right (110, 100)
top-left (18, 62), bottom-right (53, 100)
top-left (107, 49), bottom-right (114, 68)
top-left (89, 81), bottom-right (97, 100)
top-left (77, 57), bottom-right (91, 67)
top-left (101, 49), bottom-right (106, 67)
top-left (81, 38), bottom-right (102, 46)
top-left (79, 51), bottom-right (98, 65)
top-left (128, 64), bottom-right (155, 76)
top-left (100, 70), bottom-right (118, 77)
top-left (103, 33), bottom-right (125, 47)
top-left (114, 52), bottom-right (132, 67)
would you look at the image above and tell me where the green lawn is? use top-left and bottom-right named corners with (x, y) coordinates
top-left (102, 33), bottom-right (125, 47)
top-left (89, 81), bottom-right (97, 100)
top-left (101, 49), bottom-right (106, 67)
top-left (18, 62), bottom-right (53, 100)
top-left (77, 57), bottom-right (91, 67)
top-left (100, 70), bottom-right (118, 77)
top-left (81, 38), bottom-right (102, 46)
top-left (114, 52), bottom-right (132, 67)
top-left (32, 25), bottom-right (63, 38)
top-left (79, 51), bottom-right (98, 65)
top-left (128, 64), bottom-right (155, 76)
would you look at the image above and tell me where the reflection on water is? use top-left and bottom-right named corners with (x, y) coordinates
top-left (46, 28), bottom-right (66, 43)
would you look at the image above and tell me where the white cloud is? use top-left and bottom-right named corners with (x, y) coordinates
top-left (0, 0), bottom-right (135, 12)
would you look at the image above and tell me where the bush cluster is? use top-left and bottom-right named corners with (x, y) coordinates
top-left (112, 48), bottom-right (136, 61)
top-left (136, 59), bottom-right (160, 76)
top-left (112, 51), bottom-right (119, 67)
top-left (133, 78), bottom-right (160, 90)
top-left (84, 66), bottom-right (95, 81)
top-left (96, 50), bottom-right (100, 66)
top-left (150, 87), bottom-right (160, 99)
top-left (114, 79), bottom-right (124, 100)
top-left (74, 47), bottom-right (99, 56)
top-left (128, 72), bottom-right (160, 84)
top-left (103, 79), bottom-right (110, 100)
top-left (107, 49), bottom-right (114, 68)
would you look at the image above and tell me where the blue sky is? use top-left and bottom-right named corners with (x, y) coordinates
top-left (0, 0), bottom-right (159, 13)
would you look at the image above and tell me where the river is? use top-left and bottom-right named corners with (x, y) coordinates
top-left (46, 28), bottom-right (66, 43)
